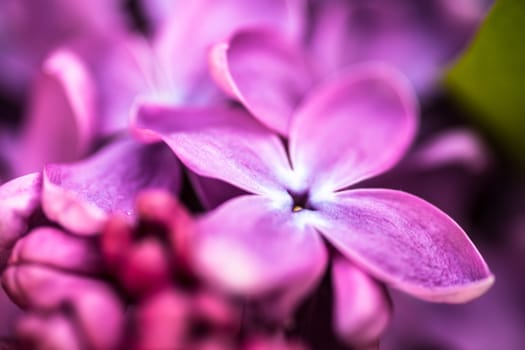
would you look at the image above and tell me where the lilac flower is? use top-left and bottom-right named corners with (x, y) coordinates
top-left (134, 63), bottom-right (493, 313)
top-left (0, 190), bottom-right (194, 350)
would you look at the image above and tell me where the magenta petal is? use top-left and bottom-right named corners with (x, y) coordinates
top-left (406, 128), bottom-right (491, 173)
top-left (314, 189), bottom-right (494, 302)
top-left (332, 255), bottom-right (391, 345)
top-left (2, 265), bottom-right (124, 350)
top-left (0, 173), bottom-right (41, 268)
top-left (210, 28), bottom-right (314, 134)
top-left (289, 63), bottom-right (417, 192)
top-left (81, 35), bottom-right (170, 135)
top-left (193, 195), bottom-right (327, 299)
top-left (42, 138), bottom-right (181, 235)
top-left (9, 227), bottom-right (103, 274)
top-left (134, 106), bottom-right (292, 196)
top-left (15, 50), bottom-right (96, 175)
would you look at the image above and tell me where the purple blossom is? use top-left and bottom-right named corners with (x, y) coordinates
top-left (134, 63), bottom-right (493, 312)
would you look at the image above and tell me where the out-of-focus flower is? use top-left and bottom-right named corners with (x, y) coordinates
top-left (102, 191), bottom-right (308, 350)
top-left (0, 0), bottom-right (126, 96)
top-left (101, 190), bottom-right (194, 298)
top-left (7, 0), bottom-right (305, 178)
top-left (362, 128), bottom-right (492, 223)
top-left (101, 190), bottom-right (242, 350)
top-left (2, 189), bottom-right (312, 349)
top-left (383, 247), bottom-right (525, 350)
top-left (2, 227), bottom-right (124, 350)
top-left (303, 0), bottom-right (493, 95)
top-left (0, 137), bottom-right (181, 280)
top-left (134, 63), bottom-right (493, 343)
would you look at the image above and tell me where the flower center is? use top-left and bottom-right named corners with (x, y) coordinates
top-left (292, 205), bottom-right (303, 212)
top-left (288, 190), bottom-right (313, 213)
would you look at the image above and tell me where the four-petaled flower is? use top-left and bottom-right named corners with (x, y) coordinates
top-left (135, 63), bottom-right (493, 307)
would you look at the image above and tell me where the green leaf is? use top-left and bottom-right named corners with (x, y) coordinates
top-left (447, 0), bottom-right (525, 167)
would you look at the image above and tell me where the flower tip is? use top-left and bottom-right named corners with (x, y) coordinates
top-left (455, 273), bottom-right (496, 303)
top-left (417, 273), bottom-right (495, 304)
top-left (208, 42), bottom-right (239, 98)
top-left (129, 102), bottom-right (164, 143)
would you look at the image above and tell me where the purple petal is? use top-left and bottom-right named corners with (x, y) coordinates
top-left (134, 106), bottom-right (293, 197)
top-left (314, 189), bottom-right (493, 302)
top-left (193, 195), bottom-right (327, 301)
top-left (406, 128), bottom-right (491, 173)
top-left (153, 0), bottom-right (305, 101)
top-left (209, 28), bottom-right (314, 135)
top-left (69, 34), bottom-right (163, 136)
top-left (15, 49), bottom-right (96, 175)
top-left (51, 33), bottom-right (180, 138)
top-left (8, 227), bottom-right (103, 274)
top-left (306, 0), bottom-right (492, 94)
top-left (289, 63), bottom-right (417, 193)
top-left (332, 255), bottom-right (391, 345)
top-left (3, 265), bottom-right (124, 350)
top-left (42, 138), bottom-right (181, 235)
top-left (0, 173), bottom-right (42, 268)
